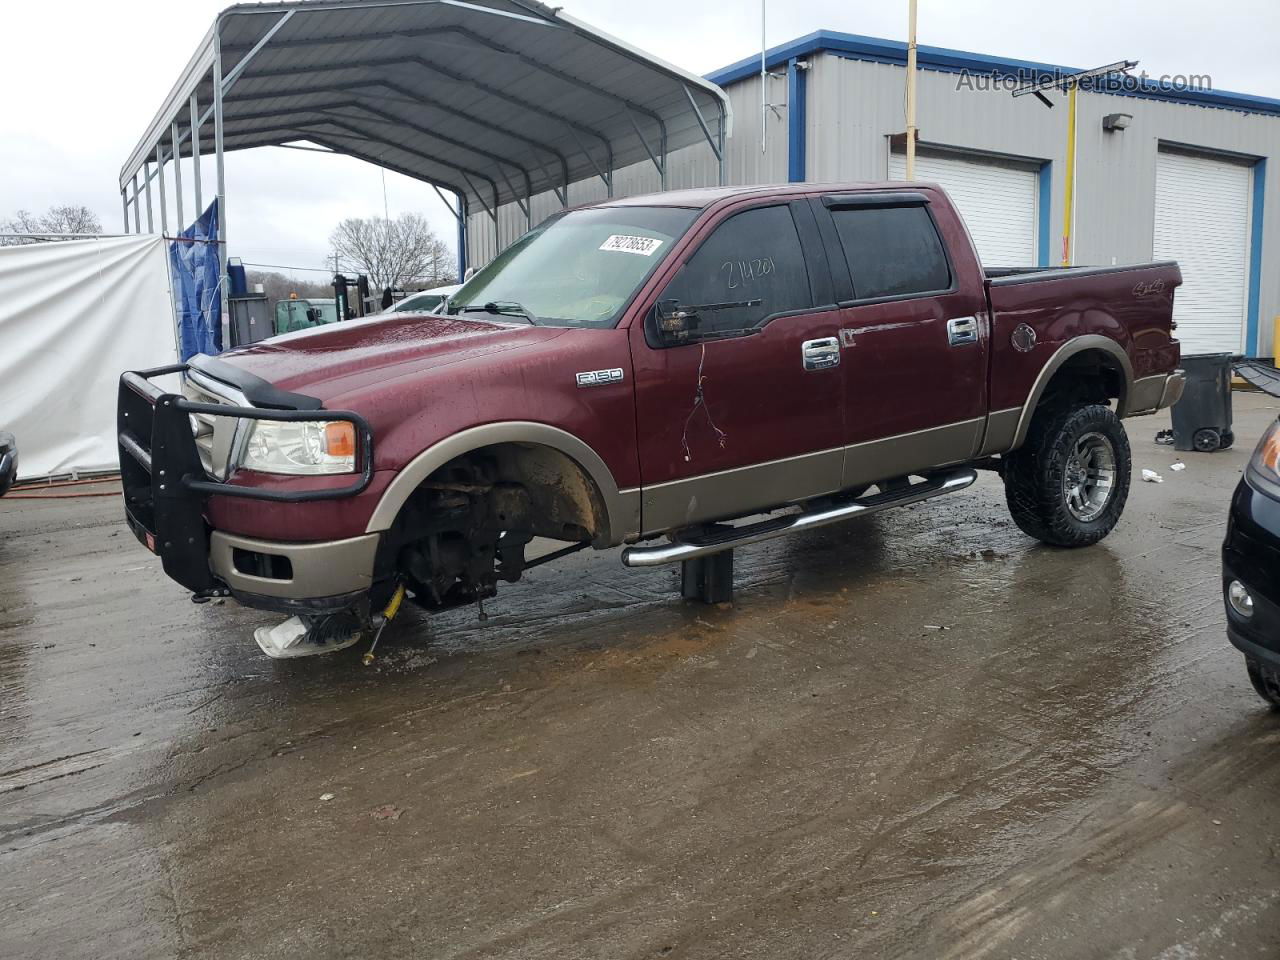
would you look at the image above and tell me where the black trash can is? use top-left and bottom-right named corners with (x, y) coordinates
top-left (1170, 353), bottom-right (1234, 452)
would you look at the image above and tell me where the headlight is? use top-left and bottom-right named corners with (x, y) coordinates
top-left (1227, 580), bottom-right (1254, 619)
top-left (240, 420), bottom-right (357, 475)
top-left (1248, 421), bottom-right (1280, 484)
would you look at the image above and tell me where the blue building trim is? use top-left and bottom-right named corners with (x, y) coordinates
top-left (1248, 157), bottom-right (1266, 357)
top-left (707, 30), bottom-right (1280, 120)
top-left (787, 58), bottom-right (807, 182)
top-left (1037, 162), bottom-right (1052, 267)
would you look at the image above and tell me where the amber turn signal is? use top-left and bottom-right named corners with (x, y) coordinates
top-left (324, 422), bottom-right (357, 458)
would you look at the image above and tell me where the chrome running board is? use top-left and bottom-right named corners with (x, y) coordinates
top-left (621, 468), bottom-right (978, 568)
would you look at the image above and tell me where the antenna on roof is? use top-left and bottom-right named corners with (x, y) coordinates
top-left (761, 0), bottom-right (767, 155)
top-left (759, 0), bottom-right (785, 156)
top-left (904, 0), bottom-right (919, 178)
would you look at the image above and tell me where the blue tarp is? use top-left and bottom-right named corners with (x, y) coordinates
top-left (169, 201), bottom-right (222, 361)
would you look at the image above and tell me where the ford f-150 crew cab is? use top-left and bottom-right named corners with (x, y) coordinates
top-left (118, 182), bottom-right (1185, 652)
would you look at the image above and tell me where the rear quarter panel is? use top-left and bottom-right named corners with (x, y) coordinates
top-left (986, 263), bottom-right (1183, 414)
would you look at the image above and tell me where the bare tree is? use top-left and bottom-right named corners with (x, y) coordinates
top-left (1, 204), bottom-right (102, 245)
top-left (247, 270), bottom-right (333, 306)
top-left (327, 213), bottom-right (454, 290)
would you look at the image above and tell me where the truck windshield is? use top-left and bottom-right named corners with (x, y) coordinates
top-left (447, 206), bottom-right (698, 327)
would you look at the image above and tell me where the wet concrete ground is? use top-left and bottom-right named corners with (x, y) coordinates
top-left (2, 396), bottom-right (1279, 960)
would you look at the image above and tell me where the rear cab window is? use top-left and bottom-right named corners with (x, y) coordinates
top-left (823, 198), bottom-right (954, 302)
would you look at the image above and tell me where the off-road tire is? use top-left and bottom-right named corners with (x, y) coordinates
top-left (1246, 658), bottom-right (1280, 708)
top-left (1003, 403), bottom-right (1131, 547)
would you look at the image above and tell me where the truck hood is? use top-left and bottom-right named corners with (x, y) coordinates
top-left (214, 314), bottom-right (568, 402)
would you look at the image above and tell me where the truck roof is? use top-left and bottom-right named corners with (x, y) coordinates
top-left (598, 181), bottom-right (941, 209)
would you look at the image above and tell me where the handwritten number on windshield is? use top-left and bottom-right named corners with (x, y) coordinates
top-left (721, 257), bottom-right (776, 289)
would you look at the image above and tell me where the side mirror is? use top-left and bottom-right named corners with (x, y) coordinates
top-left (653, 297), bottom-right (764, 346)
top-left (655, 299), bottom-right (700, 345)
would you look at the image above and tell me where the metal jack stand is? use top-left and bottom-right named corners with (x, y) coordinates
top-left (681, 548), bottom-right (734, 604)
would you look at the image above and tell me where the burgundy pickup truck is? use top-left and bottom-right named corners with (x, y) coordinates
top-left (118, 182), bottom-right (1184, 651)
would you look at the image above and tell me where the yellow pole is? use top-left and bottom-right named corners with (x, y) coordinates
top-left (905, 0), bottom-right (918, 178)
top-left (1061, 83), bottom-right (1078, 265)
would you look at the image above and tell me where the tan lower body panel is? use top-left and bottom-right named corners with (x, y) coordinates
top-left (977, 408), bottom-right (1021, 457)
top-left (641, 447), bottom-right (844, 535)
top-left (209, 531), bottom-right (380, 600)
top-left (843, 418), bottom-right (984, 489)
top-left (640, 419), bottom-right (984, 534)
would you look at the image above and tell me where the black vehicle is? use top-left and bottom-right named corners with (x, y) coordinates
top-left (1223, 418), bottom-right (1280, 706)
top-left (0, 432), bottom-right (16, 497)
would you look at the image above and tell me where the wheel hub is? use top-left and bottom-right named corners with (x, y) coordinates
top-left (1063, 431), bottom-right (1117, 523)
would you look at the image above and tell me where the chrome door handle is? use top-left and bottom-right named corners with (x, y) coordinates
top-left (947, 316), bottom-right (979, 346)
top-left (802, 337), bottom-right (841, 371)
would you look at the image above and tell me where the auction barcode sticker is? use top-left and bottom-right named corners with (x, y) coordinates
top-left (599, 235), bottom-right (663, 256)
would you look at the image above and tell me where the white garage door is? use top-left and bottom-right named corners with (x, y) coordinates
top-left (891, 150), bottom-right (1038, 267)
top-left (1153, 149), bottom-right (1253, 354)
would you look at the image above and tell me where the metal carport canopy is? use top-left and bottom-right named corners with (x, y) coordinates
top-left (118, 0), bottom-right (733, 229)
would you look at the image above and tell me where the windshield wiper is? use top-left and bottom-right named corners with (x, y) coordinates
top-left (457, 300), bottom-right (538, 325)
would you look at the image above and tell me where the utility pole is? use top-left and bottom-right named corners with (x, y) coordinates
top-left (905, 0), bottom-right (919, 179)
top-left (1063, 81), bottom-right (1079, 265)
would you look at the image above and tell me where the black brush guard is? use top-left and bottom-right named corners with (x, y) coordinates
top-left (117, 363), bottom-right (374, 595)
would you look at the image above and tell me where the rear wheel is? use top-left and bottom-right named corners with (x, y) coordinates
top-left (1003, 403), bottom-right (1132, 547)
top-left (1246, 658), bottom-right (1280, 708)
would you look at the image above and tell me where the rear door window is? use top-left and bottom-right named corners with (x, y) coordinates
top-left (827, 203), bottom-right (952, 301)
top-left (660, 204), bottom-right (813, 334)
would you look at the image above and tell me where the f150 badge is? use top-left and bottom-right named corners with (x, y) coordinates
top-left (576, 368), bottom-right (624, 387)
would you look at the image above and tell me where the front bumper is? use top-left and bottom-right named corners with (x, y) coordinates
top-left (1222, 477), bottom-right (1280, 668)
top-left (210, 530), bottom-right (380, 601)
top-left (117, 363), bottom-right (377, 608)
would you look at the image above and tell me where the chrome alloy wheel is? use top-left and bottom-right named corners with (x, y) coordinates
top-left (1062, 431), bottom-right (1117, 522)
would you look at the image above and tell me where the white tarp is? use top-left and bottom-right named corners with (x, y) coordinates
top-left (0, 235), bottom-right (178, 480)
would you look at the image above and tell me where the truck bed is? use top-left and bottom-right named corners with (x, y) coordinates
top-left (983, 260), bottom-right (1184, 419)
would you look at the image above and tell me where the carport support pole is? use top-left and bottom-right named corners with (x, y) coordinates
top-left (155, 144), bottom-right (169, 235)
top-left (717, 102), bottom-right (727, 185)
top-left (120, 191), bottom-right (128, 233)
top-left (171, 122), bottom-right (185, 227)
top-left (132, 174), bottom-right (141, 233)
top-left (144, 161), bottom-right (154, 232)
top-left (190, 95), bottom-right (203, 215)
top-left (213, 33), bottom-right (229, 347)
top-left (456, 192), bottom-right (467, 282)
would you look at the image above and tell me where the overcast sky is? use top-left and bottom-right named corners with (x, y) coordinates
top-left (2, 0), bottom-right (1276, 282)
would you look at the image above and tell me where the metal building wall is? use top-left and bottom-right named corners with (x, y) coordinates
top-left (802, 54), bottom-right (1280, 354)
